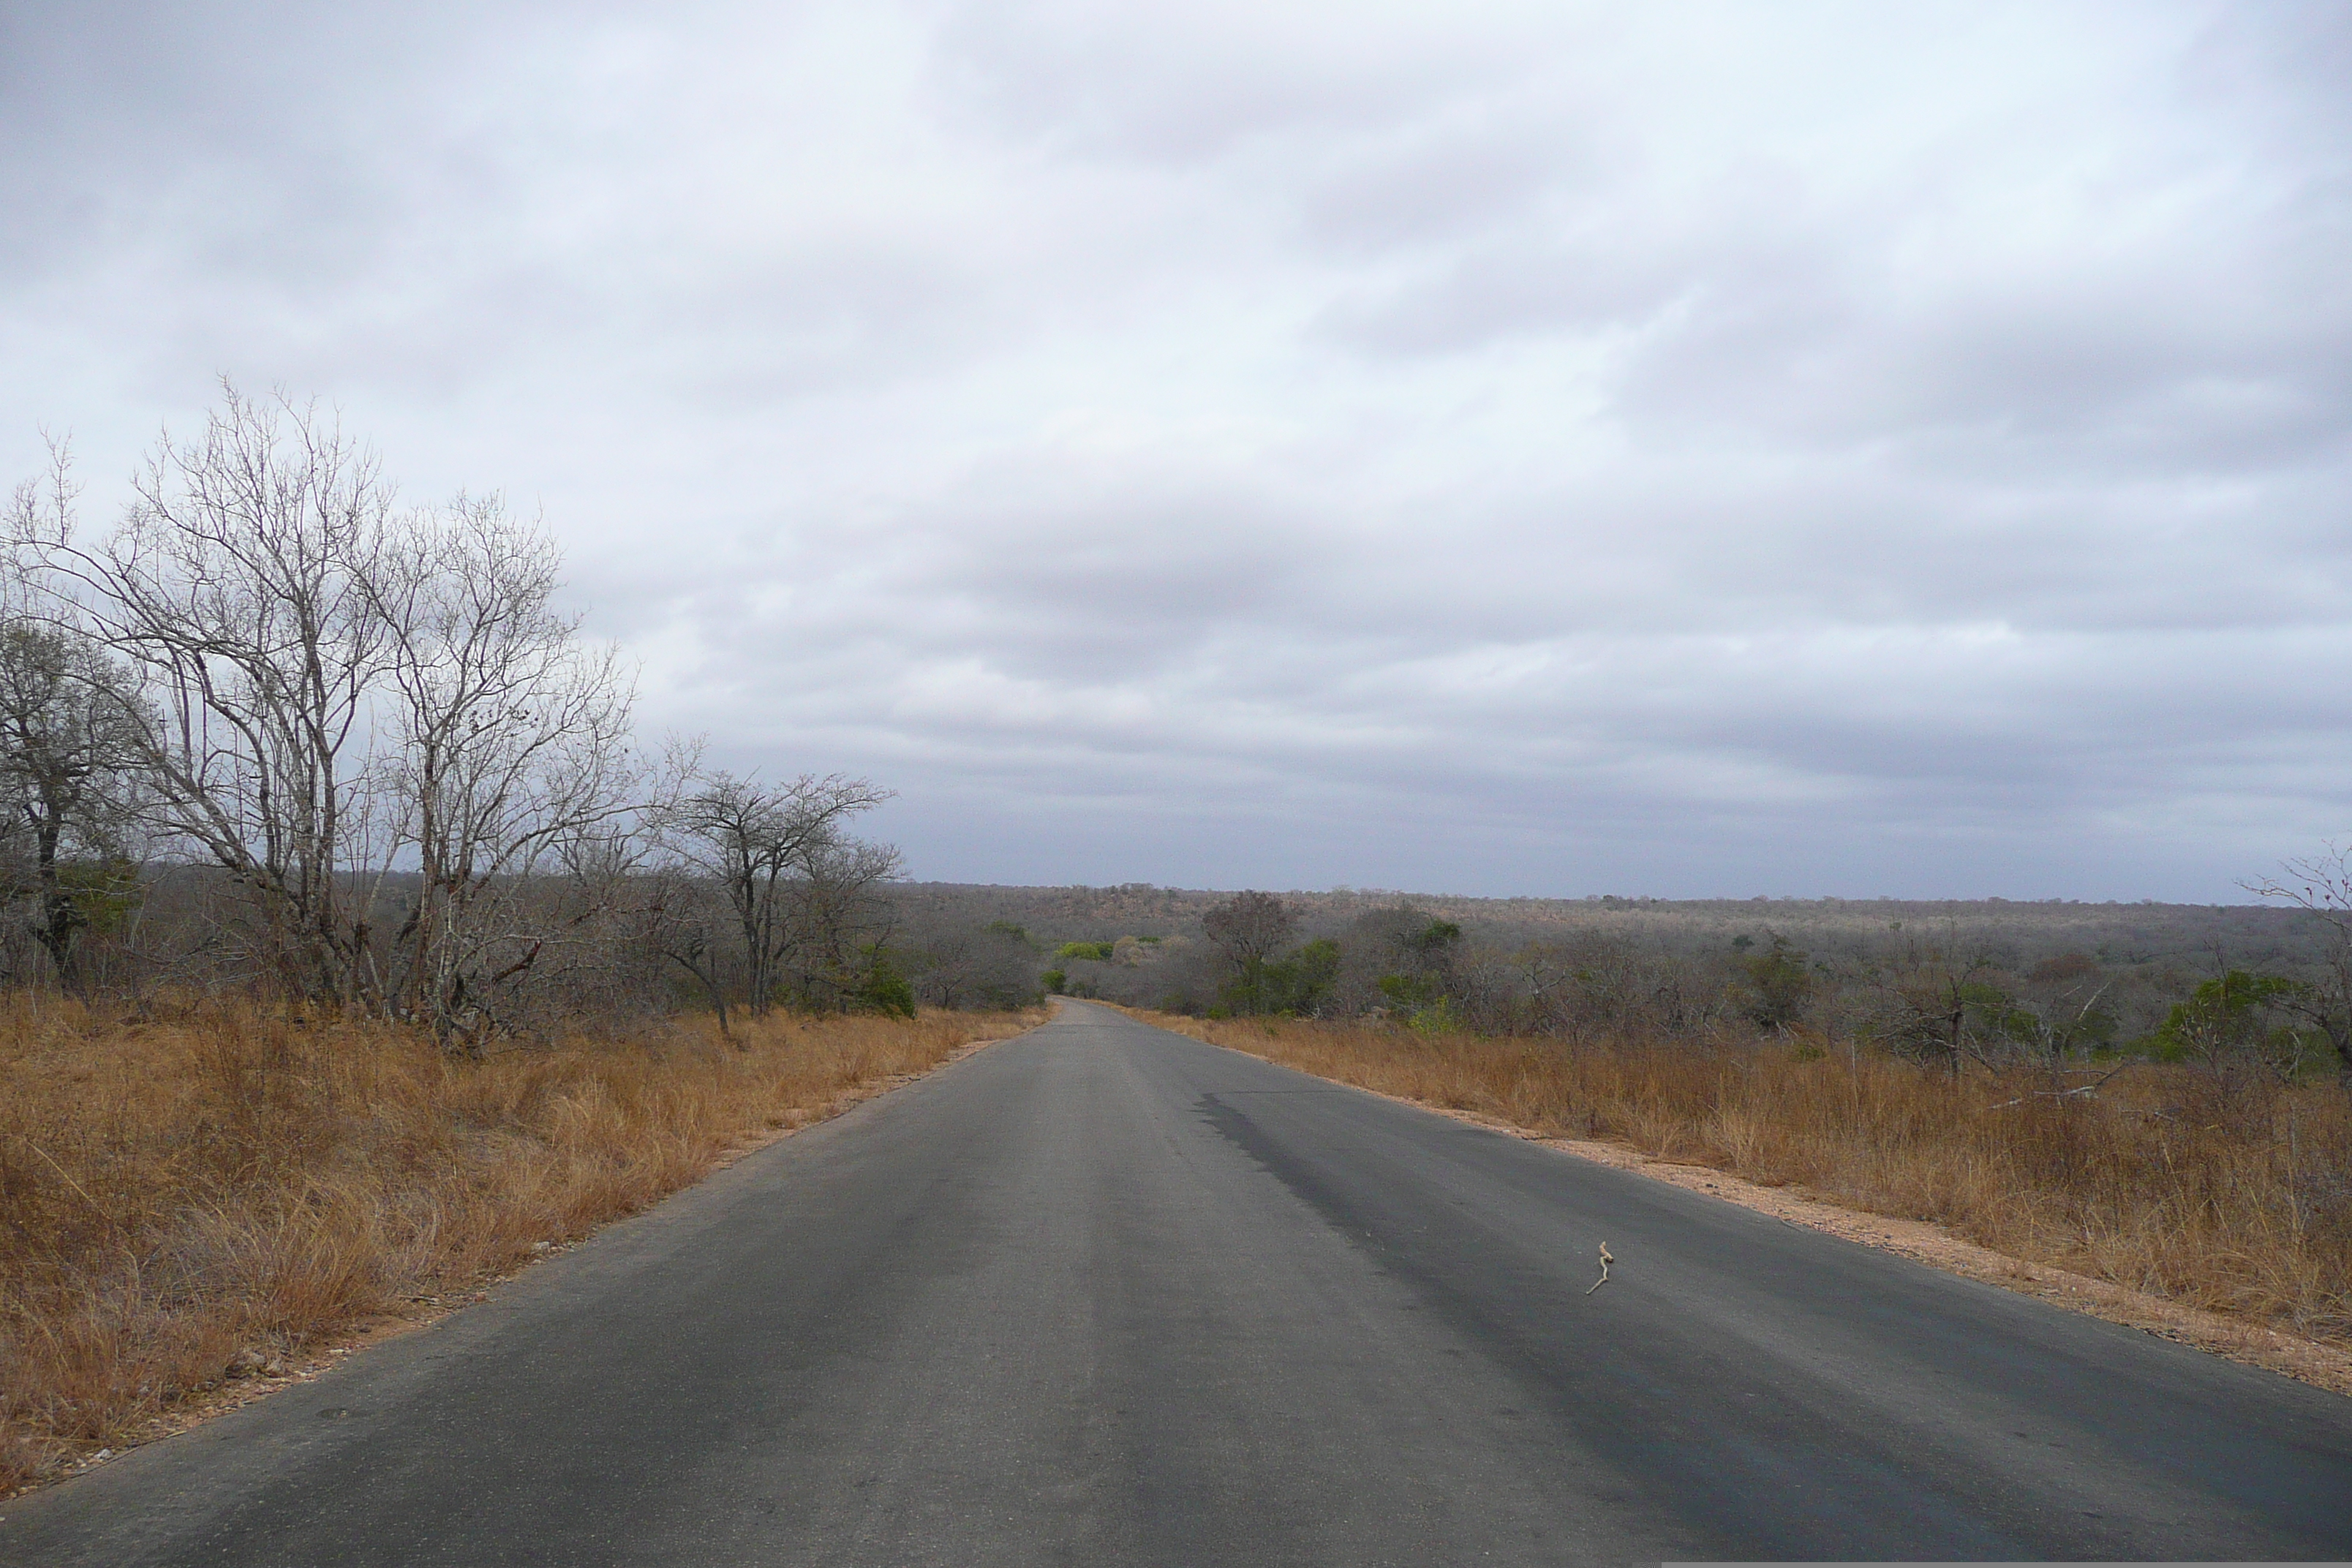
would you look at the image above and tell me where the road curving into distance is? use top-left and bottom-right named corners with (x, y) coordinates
top-left (6, 999), bottom-right (2350, 1564)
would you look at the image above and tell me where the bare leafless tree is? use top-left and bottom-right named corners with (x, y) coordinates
top-left (9, 390), bottom-right (401, 1003)
top-left (643, 877), bottom-right (739, 1033)
top-left (2249, 845), bottom-right (2352, 1082)
top-left (8, 388), bottom-right (668, 1034)
top-left (903, 921), bottom-right (1039, 1010)
top-left (1199, 889), bottom-right (1296, 1011)
top-left (772, 834), bottom-right (904, 1011)
top-left (663, 772), bottom-right (897, 1017)
top-left (369, 495), bottom-right (652, 1051)
top-left (1202, 890), bottom-right (1294, 970)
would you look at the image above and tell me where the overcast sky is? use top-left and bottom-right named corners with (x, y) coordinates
top-left (3, 1), bottom-right (2347, 900)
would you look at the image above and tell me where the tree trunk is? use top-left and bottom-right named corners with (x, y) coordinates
top-left (27, 804), bottom-right (81, 993)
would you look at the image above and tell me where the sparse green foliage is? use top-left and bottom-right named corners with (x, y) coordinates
top-left (1406, 995), bottom-right (1460, 1035)
top-left (0, 622), bottom-right (146, 990)
top-left (1407, 919), bottom-right (1461, 957)
top-left (1226, 936), bottom-right (1340, 1017)
top-left (1740, 933), bottom-right (1812, 1031)
top-left (660, 771), bottom-right (899, 1031)
top-left (853, 946), bottom-right (917, 1017)
top-left (2152, 970), bottom-right (2323, 1084)
top-left (1379, 971), bottom-right (1443, 1009)
top-left (1203, 891), bottom-right (1298, 1015)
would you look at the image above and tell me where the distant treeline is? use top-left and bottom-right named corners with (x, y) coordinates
top-left (884, 879), bottom-right (2352, 1083)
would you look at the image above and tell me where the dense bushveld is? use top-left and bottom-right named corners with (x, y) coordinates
top-left (0, 995), bottom-right (1041, 1494)
top-left (889, 881), bottom-right (2352, 1061)
top-left (1143, 1011), bottom-right (2352, 1349)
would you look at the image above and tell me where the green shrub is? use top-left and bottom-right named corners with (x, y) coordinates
top-left (1223, 938), bottom-right (1342, 1017)
top-left (1379, 972), bottom-right (1441, 1009)
top-left (853, 948), bottom-right (917, 1017)
top-left (1740, 934), bottom-right (1812, 1030)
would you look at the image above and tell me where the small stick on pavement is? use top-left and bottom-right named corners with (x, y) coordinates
top-left (1586, 1242), bottom-right (1613, 1294)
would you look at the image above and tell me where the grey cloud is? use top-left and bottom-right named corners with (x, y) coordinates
top-left (5, 0), bottom-right (2349, 899)
top-left (1287, 102), bottom-right (1589, 255)
top-left (925, 0), bottom-right (1545, 165)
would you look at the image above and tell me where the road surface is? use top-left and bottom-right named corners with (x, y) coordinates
top-left (6, 1000), bottom-right (2350, 1564)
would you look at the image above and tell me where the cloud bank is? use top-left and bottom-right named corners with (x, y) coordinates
top-left (4, 0), bottom-right (2348, 897)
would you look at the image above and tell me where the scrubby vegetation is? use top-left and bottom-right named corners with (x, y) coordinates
top-left (885, 878), bottom-right (2352, 1088)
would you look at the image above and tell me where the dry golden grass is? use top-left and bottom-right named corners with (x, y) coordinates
top-left (0, 995), bottom-right (1041, 1493)
top-left (1139, 1011), bottom-right (2352, 1349)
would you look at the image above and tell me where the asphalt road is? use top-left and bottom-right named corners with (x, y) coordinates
top-left (7, 1000), bottom-right (2351, 1565)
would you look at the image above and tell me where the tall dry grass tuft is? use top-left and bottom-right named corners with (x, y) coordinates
top-left (1148, 1013), bottom-right (2352, 1348)
top-left (0, 995), bottom-right (1041, 1493)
